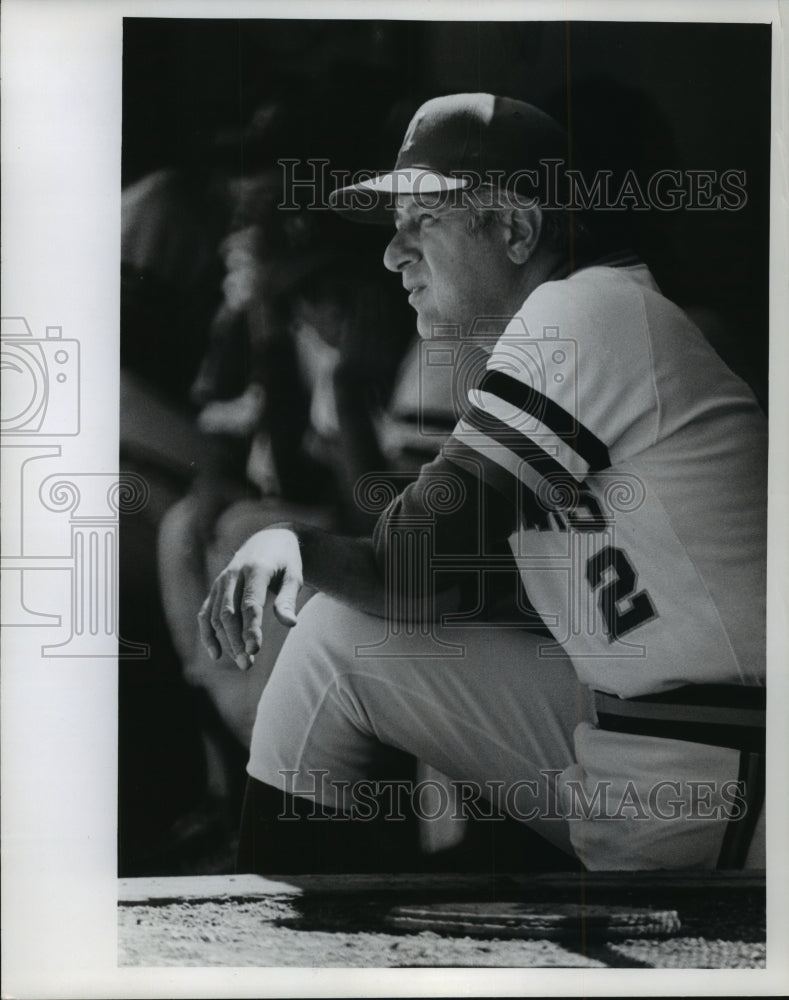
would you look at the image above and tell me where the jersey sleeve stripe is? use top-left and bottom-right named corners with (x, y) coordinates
top-left (461, 404), bottom-right (578, 482)
top-left (472, 389), bottom-right (591, 479)
top-left (448, 420), bottom-right (547, 498)
top-left (479, 369), bottom-right (611, 470)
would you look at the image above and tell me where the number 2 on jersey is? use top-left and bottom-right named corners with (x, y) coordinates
top-left (586, 545), bottom-right (657, 642)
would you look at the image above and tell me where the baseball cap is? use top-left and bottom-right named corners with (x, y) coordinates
top-left (329, 93), bottom-right (569, 224)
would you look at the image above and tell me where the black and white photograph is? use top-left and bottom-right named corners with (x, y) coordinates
top-left (2, 0), bottom-right (789, 995)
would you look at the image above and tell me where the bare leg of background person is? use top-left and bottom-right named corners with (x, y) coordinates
top-left (158, 497), bottom-right (332, 743)
top-left (157, 496), bottom-right (330, 870)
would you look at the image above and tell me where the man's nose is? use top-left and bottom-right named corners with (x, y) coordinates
top-left (383, 228), bottom-right (419, 273)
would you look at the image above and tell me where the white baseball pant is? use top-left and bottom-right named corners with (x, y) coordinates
top-left (247, 593), bottom-right (758, 869)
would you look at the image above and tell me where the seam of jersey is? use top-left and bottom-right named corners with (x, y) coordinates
top-left (564, 265), bottom-right (661, 453)
top-left (624, 279), bottom-right (750, 684)
top-left (633, 283), bottom-right (662, 449)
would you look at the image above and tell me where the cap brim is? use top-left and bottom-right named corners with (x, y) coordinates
top-left (329, 169), bottom-right (471, 225)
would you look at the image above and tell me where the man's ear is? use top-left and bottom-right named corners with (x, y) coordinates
top-left (504, 206), bottom-right (543, 265)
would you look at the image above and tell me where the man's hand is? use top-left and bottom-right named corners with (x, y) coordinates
top-left (197, 528), bottom-right (302, 670)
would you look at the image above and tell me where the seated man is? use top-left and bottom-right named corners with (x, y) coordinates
top-left (198, 94), bottom-right (767, 874)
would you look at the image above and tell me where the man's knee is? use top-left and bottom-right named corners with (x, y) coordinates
top-left (273, 593), bottom-right (370, 680)
top-left (258, 593), bottom-right (389, 738)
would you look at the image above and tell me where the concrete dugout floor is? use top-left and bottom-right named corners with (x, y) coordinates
top-left (119, 871), bottom-right (765, 969)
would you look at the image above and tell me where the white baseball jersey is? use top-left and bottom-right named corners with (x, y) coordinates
top-left (442, 262), bottom-right (767, 697)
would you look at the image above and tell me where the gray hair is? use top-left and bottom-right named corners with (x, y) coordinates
top-left (462, 196), bottom-right (594, 259)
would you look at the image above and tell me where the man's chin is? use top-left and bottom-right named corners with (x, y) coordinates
top-left (414, 313), bottom-right (431, 340)
top-left (415, 314), bottom-right (457, 341)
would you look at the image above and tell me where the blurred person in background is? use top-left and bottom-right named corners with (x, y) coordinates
top-left (156, 162), bottom-right (418, 862)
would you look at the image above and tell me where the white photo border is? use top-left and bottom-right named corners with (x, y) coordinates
top-left (2, 0), bottom-right (787, 996)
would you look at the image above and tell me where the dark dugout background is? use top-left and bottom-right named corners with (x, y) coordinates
top-left (119, 18), bottom-right (771, 875)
